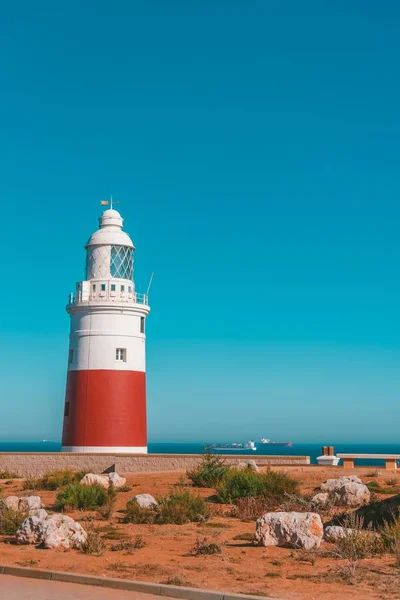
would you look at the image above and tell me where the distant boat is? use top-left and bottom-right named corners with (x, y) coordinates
top-left (209, 440), bottom-right (257, 452)
top-left (261, 438), bottom-right (292, 447)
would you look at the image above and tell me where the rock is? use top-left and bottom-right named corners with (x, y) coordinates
top-left (246, 460), bottom-right (260, 473)
top-left (131, 493), bottom-right (158, 509)
top-left (80, 473), bottom-right (109, 488)
top-left (18, 496), bottom-right (43, 512)
top-left (16, 516), bottom-right (45, 545)
top-left (324, 526), bottom-right (354, 543)
top-left (311, 492), bottom-right (330, 506)
top-left (255, 512), bottom-right (324, 550)
top-left (42, 514), bottom-right (87, 549)
top-left (16, 514), bottom-right (87, 549)
top-left (320, 476), bottom-right (369, 507)
top-left (108, 472), bottom-right (126, 488)
top-left (2, 496), bottom-right (20, 511)
top-left (30, 509), bottom-right (48, 520)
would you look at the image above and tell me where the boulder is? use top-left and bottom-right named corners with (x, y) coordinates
top-left (320, 476), bottom-right (370, 507)
top-left (108, 472), bottom-right (126, 488)
top-left (80, 473), bottom-right (109, 489)
top-left (16, 513), bottom-right (87, 549)
top-left (311, 492), bottom-right (330, 506)
top-left (324, 526), bottom-right (354, 543)
top-left (2, 496), bottom-right (20, 511)
top-left (246, 460), bottom-right (260, 473)
top-left (18, 496), bottom-right (43, 513)
top-left (30, 509), bottom-right (48, 520)
top-left (255, 512), bottom-right (324, 550)
top-left (131, 493), bottom-right (158, 509)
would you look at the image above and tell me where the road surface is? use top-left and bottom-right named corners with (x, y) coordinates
top-left (0, 575), bottom-right (174, 600)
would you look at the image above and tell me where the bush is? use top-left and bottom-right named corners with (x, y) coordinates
top-left (80, 526), bottom-right (106, 555)
top-left (216, 469), bottom-right (299, 504)
top-left (98, 485), bottom-right (117, 520)
top-left (56, 484), bottom-right (107, 511)
top-left (380, 515), bottom-right (400, 565)
top-left (157, 490), bottom-right (210, 524)
top-left (0, 503), bottom-right (27, 535)
top-left (23, 470), bottom-right (86, 491)
top-left (230, 496), bottom-right (274, 520)
top-left (191, 536), bottom-right (222, 555)
top-left (111, 536), bottom-right (146, 551)
top-left (187, 448), bottom-right (229, 487)
top-left (0, 472), bottom-right (17, 480)
top-left (124, 500), bottom-right (156, 524)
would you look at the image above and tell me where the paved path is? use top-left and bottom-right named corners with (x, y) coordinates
top-left (0, 575), bottom-right (172, 600)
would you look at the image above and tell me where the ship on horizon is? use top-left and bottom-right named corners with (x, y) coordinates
top-left (209, 440), bottom-right (257, 452)
top-left (260, 438), bottom-right (292, 447)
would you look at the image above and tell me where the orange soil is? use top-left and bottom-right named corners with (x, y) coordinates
top-left (1, 467), bottom-right (400, 600)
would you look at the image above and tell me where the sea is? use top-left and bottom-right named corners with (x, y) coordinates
top-left (1, 442), bottom-right (399, 467)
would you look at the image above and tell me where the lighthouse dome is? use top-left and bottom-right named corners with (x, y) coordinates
top-left (86, 209), bottom-right (134, 249)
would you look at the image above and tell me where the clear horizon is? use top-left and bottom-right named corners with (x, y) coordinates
top-left (1, 2), bottom-right (400, 444)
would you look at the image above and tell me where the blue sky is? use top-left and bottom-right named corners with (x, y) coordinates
top-left (1, 1), bottom-right (400, 443)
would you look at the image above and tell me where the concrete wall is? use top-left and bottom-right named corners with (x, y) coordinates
top-left (0, 453), bottom-right (310, 478)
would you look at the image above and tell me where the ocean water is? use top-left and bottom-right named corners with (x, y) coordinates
top-left (1, 441), bottom-right (400, 466)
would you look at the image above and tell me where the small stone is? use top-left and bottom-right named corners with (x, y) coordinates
top-left (311, 492), bottom-right (330, 506)
top-left (2, 496), bottom-right (20, 511)
top-left (130, 493), bottom-right (158, 509)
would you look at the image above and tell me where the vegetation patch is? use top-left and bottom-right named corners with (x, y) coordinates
top-left (366, 481), bottom-right (400, 495)
top-left (216, 469), bottom-right (299, 504)
top-left (124, 489), bottom-right (210, 525)
top-left (97, 485), bottom-right (117, 519)
top-left (0, 472), bottom-right (17, 480)
top-left (187, 449), bottom-right (230, 487)
top-left (111, 535), bottom-right (146, 551)
top-left (191, 536), bottom-right (222, 555)
top-left (23, 470), bottom-right (86, 491)
top-left (80, 525), bottom-right (106, 555)
top-left (56, 483), bottom-right (107, 511)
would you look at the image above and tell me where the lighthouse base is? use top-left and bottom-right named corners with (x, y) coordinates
top-left (62, 446), bottom-right (148, 454)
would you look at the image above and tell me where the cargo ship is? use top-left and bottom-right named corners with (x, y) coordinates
top-left (260, 438), bottom-right (292, 447)
top-left (209, 440), bottom-right (257, 452)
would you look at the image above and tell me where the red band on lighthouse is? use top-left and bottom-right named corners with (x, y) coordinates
top-left (61, 206), bottom-right (150, 453)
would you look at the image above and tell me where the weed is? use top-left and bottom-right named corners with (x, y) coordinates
top-left (164, 576), bottom-right (186, 586)
top-left (187, 448), bottom-right (230, 488)
top-left (365, 470), bottom-right (380, 478)
top-left (56, 484), bottom-right (107, 511)
top-left (107, 562), bottom-right (133, 573)
top-left (230, 496), bottom-right (273, 521)
top-left (118, 485), bottom-right (133, 493)
top-left (111, 536), bottom-right (146, 552)
top-left (98, 525), bottom-right (129, 541)
top-left (265, 571), bottom-right (279, 578)
top-left (380, 514), bottom-right (400, 565)
top-left (15, 560), bottom-right (40, 567)
top-left (191, 536), bottom-right (222, 555)
top-left (23, 470), bottom-right (86, 491)
top-left (80, 526), bottom-right (106, 555)
top-left (385, 477), bottom-right (399, 487)
top-left (201, 521), bottom-right (231, 528)
top-left (0, 503), bottom-right (27, 535)
top-left (290, 549), bottom-right (317, 565)
top-left (0, 472), bottom-right (17, 480)
top-left (216, 469), bottom-right (299, 504)
top-left (97, 485), bottom-right (117, 519)
top-left (271, 559), bottom-right (282, 566)
top-left (233, 532), bottom-right (255, 541)
top-left (366, 481), bottom-right (400, 495)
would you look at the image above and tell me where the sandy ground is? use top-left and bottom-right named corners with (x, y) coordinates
top-left (1, 467), bottom-right (400, 600)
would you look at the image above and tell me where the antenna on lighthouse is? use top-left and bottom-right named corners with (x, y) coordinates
top-left (146, 272), bottom-right (154, 296)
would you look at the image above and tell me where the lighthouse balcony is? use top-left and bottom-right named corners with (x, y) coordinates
top-left (68, 290), bottom-right (148, 306)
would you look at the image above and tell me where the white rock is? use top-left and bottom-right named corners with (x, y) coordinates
top-left (18, 496), bottom-right (43, 512)
top-left (108, 472), bottom-right (126, 488)
top-left (2, 496), bottom-right (20, 511)
top-left (30, 509), bottom-right (48, 520)
top-left (16, 516), bottom-right (45, 545)
top-left (255, 512), bottom-right (324, 550)
top-left (320, 476), bottom-right (369, 507)
top-left (246, 460), bottom-right (260, 473)
top-left (131, 493), bottom-right (158, 509)
top-left (80, 473), bottom-right (109, 488)
top-left (324, 526), bottom-right (354, 543)
top-left (311, 492), bottom-right (330, 506)
top-left (16, 513), bottom-right (87, 549)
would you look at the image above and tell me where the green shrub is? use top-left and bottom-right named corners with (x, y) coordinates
top-left (97, 485), bottom-right (117, 520)
top-left (56, 484), bottom-right (107, 511)
top-left (216, 469), bottom-right (299, 504)
top-left (187, 448), bottom-right (229, 487)
top-left (156, 490), bottom-right (210, 524)
top-left (191, 536), bottom-right (222, 555)
top-left (124, 500), bottom-right (156, 524)
top-left (23, 470), bottom-right (86, 491)
top-left (0, 503), bottom-right (27, 535)
top-left (0, 472), bottom-right (17, 480)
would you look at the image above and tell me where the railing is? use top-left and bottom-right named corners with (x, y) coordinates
top-left (68, 291), bottom-right (148, 306)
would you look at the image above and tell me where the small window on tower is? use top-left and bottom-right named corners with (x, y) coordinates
top-left (68, 349), bottom-right (73, 364)
top-left (111, 284), bottom-right (116, 292)
top-left (116, 348), bottom-right (127, 362)
top-left (128, 286), bottom-right (132, 293)
top-left (101, 284), bottom-right (106, 291)
top-left (92, 284), bottom-right (96, 292)
top-left (140, 317), bottom-right (145, 334)
top-left (121, 285), bottom-right (125, 293)
top-left (64, 402), bottom-right (70, 417)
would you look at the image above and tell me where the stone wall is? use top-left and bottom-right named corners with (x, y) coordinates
top-left (0, 453), bottom-right (310, 477)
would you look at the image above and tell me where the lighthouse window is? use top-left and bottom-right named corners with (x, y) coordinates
top-left (68, 349), bottom-right (73, 364)
top-left (110, 245), bottom-right (133, 280)
top-left (101, 284), bottom-right (106, 291)
top-left (116, 348), bottom-right (126, 362)
top-left (121, 285), bottom-right (125, 292)
top-left (140, 317), bottom-right (145, 334)
top-left (111, 284), bottom-right (116, 292)
top-left (92, 284), bottom-right (96, 292)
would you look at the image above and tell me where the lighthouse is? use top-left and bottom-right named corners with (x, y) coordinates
top-left (62, 205), bottom-right (150, 453)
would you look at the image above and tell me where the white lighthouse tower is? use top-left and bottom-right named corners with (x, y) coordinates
top-left (62, 204), bottom-right (150, 453)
